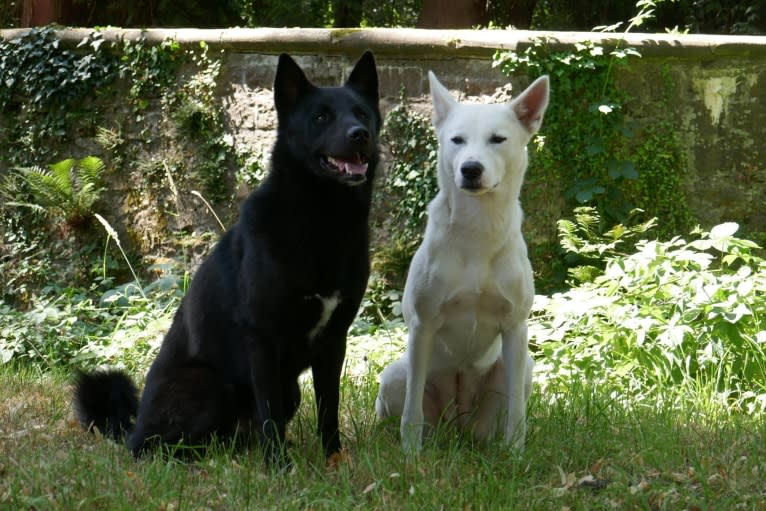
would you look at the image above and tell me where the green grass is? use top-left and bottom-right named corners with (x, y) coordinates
top-left (2, 349), bottom-right (764, 511)
top-left (2, 219), bottom-right (765, 509)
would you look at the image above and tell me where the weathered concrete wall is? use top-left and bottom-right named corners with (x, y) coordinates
top-left (617, 54), bottom-right (766, 238)
top-left (3, 28), bottom-right (764, 243)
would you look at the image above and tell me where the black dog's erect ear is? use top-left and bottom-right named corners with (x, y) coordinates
top-left (274, 53), bottom-right (315, 123)
top-left (346, 50), bottom-right (379, 107)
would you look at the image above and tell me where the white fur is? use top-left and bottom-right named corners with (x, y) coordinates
top-left (375, 72), bottom-right (549, 453)
top-left (307, 291), bottom-right (341, 341)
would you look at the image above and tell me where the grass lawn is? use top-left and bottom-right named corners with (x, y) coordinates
top-left (1, 335), bottom-right (764, 511)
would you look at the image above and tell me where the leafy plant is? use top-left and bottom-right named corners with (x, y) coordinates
top-left (0, 27), bottom-right (117, 168)
top-left (118, 36), bottom-right (182, 104)
top-left (0, 216), bottom-right (52, 307)
top-left (4, 156), bottom-right (106, 228)
top-left (557, 206), bottom-right (657, 284)
top-left (0, 282), bottom-right (179, 370)
top-left (160, 41), bottom-right (236, 203)
top-left (494, 39), bottom-right (642, 223)
top-left (493, 2), bottom-right (691, 237)
top-left (380, 95), bottom-right (439, 238)
top-left (532, 216), bottom-right (766, 413)
top-left (364, 95), bottom-right (438, 327)
top-left (0, 27), bottom-right (116, 114)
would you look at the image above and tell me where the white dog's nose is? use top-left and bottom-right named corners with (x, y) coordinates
top-left (460, 161), bottom-right (483, 180)
top-left (460, 161), bottom-right (484, 190)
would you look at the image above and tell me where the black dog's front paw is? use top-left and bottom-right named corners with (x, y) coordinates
top-left (262, 441), bottom-right (292, 472)
top-left (257, 421), bottom-right (292, 471)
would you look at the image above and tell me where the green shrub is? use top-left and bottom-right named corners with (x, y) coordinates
top-left (362, 96), bottom-right (439, 327)
top-left (0, 27), bottom-right (117, 167)
top-left (0, 215), bottom-right (52, 307)
top-left (557, 206), bottom-right (657, 284)
top-left (493, 38), bottom-right (690, 238)
top-left (0, 280), bottom-right (181, 370)
top-left (379, 97), bottom-right (438, 241)
top-left (532, 217), bottom-right (766, 413)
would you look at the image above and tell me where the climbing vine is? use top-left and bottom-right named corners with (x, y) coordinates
top-left (0, 27), bottom-right (117, 168)
top-left (0, 28), bottom-right (240, 303)
top-left (493, 38), bottom-right (691, 238)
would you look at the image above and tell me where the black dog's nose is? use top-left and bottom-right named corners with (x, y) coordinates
top-left (461, 161), bottom-right (484, 180)
top-left (347, 126), bottom-right (369, 144)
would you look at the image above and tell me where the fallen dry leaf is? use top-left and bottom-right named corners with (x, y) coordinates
top-left (362, 482), bottom-right (377, 494)
top-left (629, 479), bottom-right (650, 494)
top-left (326, 450), bottom-right (352, 472)
top-left (556, 465), bottom-right (575, 487)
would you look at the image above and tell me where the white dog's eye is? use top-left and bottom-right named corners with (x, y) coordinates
top-left (489, 135), bottom-right (507, 144)
top-left (451, 136), bottom-right (465, 145)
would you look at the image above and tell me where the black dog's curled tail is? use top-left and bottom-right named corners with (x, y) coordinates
top-left (73, 369), bottom-right (139, 441)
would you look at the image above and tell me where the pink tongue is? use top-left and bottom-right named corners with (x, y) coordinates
top-left (337, 160), bottom-right (368, 175)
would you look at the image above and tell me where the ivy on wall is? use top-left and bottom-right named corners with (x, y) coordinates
top-left (0, 27), bottom-right (117, 168)
top-left (0, 28), bottom-right (242, 235)
top-left (0, 27), bottom-right (245, 306)
top-left (493, 38), bottom-right (692, 245)
top-left (374, 38), bottom-right (693, 292)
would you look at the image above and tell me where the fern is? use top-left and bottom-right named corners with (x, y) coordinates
top-left (558, 206), bottom-right (657, 284)
top-left (5, 156), bottom-right (106, 227)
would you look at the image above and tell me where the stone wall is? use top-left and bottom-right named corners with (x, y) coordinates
top-left (3, 27), bottom-right (765, 243)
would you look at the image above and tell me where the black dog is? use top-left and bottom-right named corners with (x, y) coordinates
top-left (74, 51), bottom-right (381, 468)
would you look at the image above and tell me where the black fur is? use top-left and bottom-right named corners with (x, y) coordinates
top-left (73, 51), bottom-right (381, 468)
top-left (73, 369), bottom-right (138, 439)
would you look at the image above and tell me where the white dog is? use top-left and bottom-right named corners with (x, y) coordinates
top-left (375, 71), bottom-right (549, 453)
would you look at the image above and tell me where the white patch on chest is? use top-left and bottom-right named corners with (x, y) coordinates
top-left (307, 291), bottom-right (342, 341)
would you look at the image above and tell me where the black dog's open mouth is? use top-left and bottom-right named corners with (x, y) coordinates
top-left (320, 154), bottom-right (368, 180)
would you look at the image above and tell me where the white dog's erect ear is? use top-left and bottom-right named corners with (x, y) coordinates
top-left (511, 75), bottom-right (550, 134)
top-left (428, 71), bottom-right (457, 129)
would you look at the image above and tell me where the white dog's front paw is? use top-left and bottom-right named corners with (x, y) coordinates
top-left (400, 420), bottom-right (423, 455)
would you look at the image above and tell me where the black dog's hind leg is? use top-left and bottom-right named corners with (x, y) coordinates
top-left (126, 364), bottom-right (240, 456)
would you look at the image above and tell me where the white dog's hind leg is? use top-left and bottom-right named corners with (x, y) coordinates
top-left (375, 357), bottom-right (407, 418)
top-left (469, 360), bottom-right (506, 441)
top-left (501, 322), bottom-right (530, 449)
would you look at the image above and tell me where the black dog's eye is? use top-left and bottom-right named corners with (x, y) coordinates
top-left (490, 135), bottom-right (507, 144)
top-left (451, 136), bottom-right (465, 145)
top-left (314, 112), bottom-right (329, 123)
top-left (354, 108), bottom-right (369, 122)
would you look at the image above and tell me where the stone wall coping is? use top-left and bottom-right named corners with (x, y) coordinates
top-left (2, 27), bottom-right (766, 59)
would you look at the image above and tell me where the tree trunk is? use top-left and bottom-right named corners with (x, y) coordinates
top-left (22, 0), bottom-right (96, 27)
top-left (22, 0), bottom-right (58, 26)
top-left (333, 0), bottom-right (363, 27)
top-left (504, 0), bottom-right (537, 29)
top-left (417, 0), bottom-right (488, 28)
